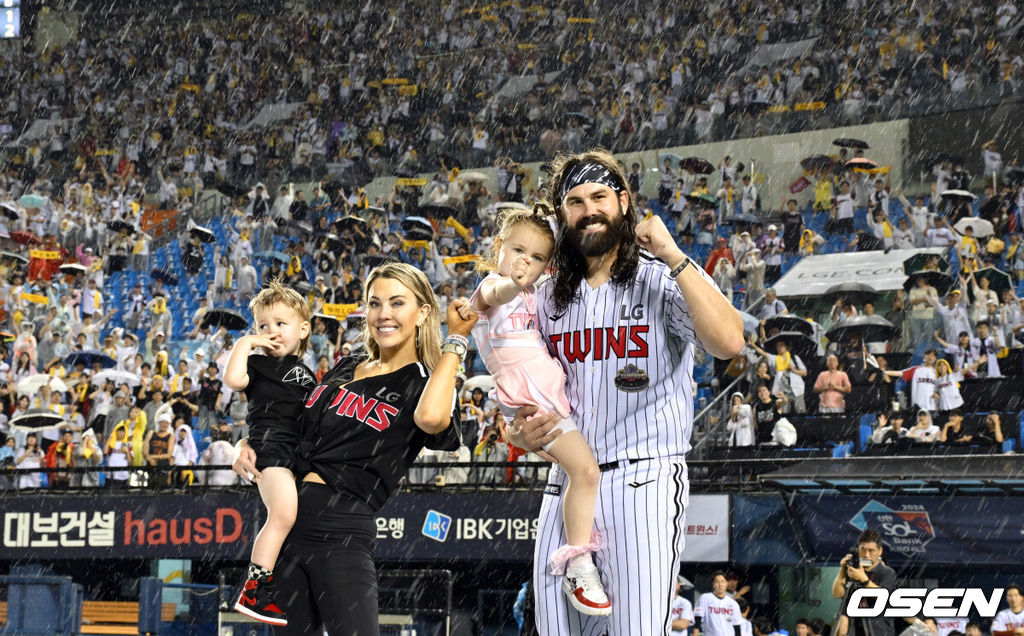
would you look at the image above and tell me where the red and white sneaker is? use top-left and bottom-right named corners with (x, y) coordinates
top-left (563, 563), bottom-right (612, 616)
top-left (234, 575), bottom-right (288, 626)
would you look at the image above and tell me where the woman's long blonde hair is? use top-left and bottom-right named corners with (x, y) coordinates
top-left (360, 262), bottom-right (442, 370)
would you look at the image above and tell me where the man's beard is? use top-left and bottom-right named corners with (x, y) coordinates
top-left (566, 206), bottom-right (626, 257)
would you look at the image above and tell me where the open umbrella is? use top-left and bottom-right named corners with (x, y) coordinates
top-left (763, 315), bottom-right (815, 337)
top-left (677, 157), bottom-right (715, 174)
top-left (826, 315), bottom-right (899, 343)
top-left (312, 313), bottom-right (341, 339)
top-left (824, 282), bottom-right (879, 305)
top-left (463, 374), bottom-right (496, 396)
top-left (64, 351), bottom-right (117, 369)
top-left (494, 201), bottom-right (532, 213)
top-left (833, 138), bottom-right (870, 149)
top-left (0, 202), bottom-right (19, 220)
top-left (902, 253), bottom-right (950, 275)
top-left (972, 267), bottom-right (1012, 297)
top-left (953, 217), bottom-right (994, 238)
top-left (1005, 166), bottom-right (1024, 184)
top-left (402, 216), bottom-right (434, 240)
top-left (684, 193), bottom-right (717, 207)
top-left (763, 331), bottom-right (818, 360)
top-left (9, 409), bottom-right (66, 433)
top-left (566, 111), bottom-right (593, 125)
top-left (459, 171), bottom-right (488, 183)
top-left (845, 158), bottom-right (878, 170)
top-left (254, 250), bottom-right (290, 264)
top-left (91, 369), bottom-right (141, 387)
top-left (336, 216), bottom-right (369, 232)
top-left (107, 220), bottom-right (134, 234)
top-left (16, 374), bottom-right (69, 395)
top-left (189, 224), bottom-right (216, 243)
top-left (417, 205), bottom-right (457, 220)
top-left (289, 280), bottom-right (314, 295)
top-left (0, 331), bottom-right (14, 343)
top-left (216, 183), bottom-right (249, 198)
top-left (801, 155), bottom-right (836, 172)
top-left (737, 311), bottom-right (760, 333)
top-left (58, 263), bottom-right (87, 276)
top-left (150, 268), bottom-right (179, 286)
top-left (17, 194), bottom-right (48, 209)
top-left (281, 220), bottom-right (313, 238)
top-left (720, 213), bottom-right (762, 226)
top-left (360, 254), bottom-right (398, 269)
top-left (903, 270), bottom-right (955, 296)
top-left (940, 189), bottom-right (976, 202)
top-left (0, 250), bottom-right (28, 264)
top-left (202, 308), bottom-right (249, 331)
top-left (9, 231), bottom-right (41, 245)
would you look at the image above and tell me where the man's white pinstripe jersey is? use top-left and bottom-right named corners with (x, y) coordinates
top-left (993, 607), bottom-right (1024, 632)
top-left (693, 592), bottom-right (742, 636)
top-left (534, 251), bottom-right (709, 464)
top-left (532, 251), bottom-right (728, 635)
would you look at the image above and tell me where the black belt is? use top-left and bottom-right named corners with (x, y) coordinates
top-left (598, 458), bottom-right (652, 472)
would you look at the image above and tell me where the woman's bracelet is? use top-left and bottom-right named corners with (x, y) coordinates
top-left (444, 334), bottom-right (469, 348)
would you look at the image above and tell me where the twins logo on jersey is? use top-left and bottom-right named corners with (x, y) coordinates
top-left (548, 325), bottom-right (650, 362)
top-left (304, 384), bottom-right (400, 432)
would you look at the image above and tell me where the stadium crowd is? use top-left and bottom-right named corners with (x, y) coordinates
top-left (0, 1), bottom-right (1023, 489)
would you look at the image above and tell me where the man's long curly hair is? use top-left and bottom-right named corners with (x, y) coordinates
top-left (546, 149), bottom-right (640, 313)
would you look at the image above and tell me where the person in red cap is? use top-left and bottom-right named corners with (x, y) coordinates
top-left (704, 236), bottom-right (735, 275)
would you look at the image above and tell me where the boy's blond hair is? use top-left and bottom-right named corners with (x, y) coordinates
top-left (248, 280), bottom-right (312, 355)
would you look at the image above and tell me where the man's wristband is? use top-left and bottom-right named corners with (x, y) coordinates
top-left (669, 256), bottom-right (692, 278)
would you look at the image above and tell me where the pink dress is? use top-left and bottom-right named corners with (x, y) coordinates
top-left (470, 273), bottom-right (571, 419)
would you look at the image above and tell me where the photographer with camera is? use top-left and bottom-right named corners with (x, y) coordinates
top-left (473, 423), bottom-right (509, 485)
top-left (832, 529), bottom-right (897, 636)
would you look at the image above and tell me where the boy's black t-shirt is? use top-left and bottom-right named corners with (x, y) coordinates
top-left (753, 398), bottom-right (779, 444)
top-left (244, 354), bottom-right (316, 434)
top-left (297, 355), bottom-right (462, 511)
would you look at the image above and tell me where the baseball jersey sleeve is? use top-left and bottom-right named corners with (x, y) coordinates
top-left (992, 609), bottom-right (1010, 632)
top-left (730, 599), bottom-right (744, 625)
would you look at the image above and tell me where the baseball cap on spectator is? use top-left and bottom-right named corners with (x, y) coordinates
top-left (768, 224), bottom-right (778, 232)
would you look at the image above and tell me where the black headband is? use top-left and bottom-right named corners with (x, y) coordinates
top-left (559, 162), bottom-right (626, 202)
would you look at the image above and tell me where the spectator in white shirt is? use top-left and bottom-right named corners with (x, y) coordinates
top-left (907, 410), bottom-right (940, 443)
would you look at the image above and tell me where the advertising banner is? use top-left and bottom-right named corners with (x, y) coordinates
top-left (790, 495), bottom-right (1024, 565)
top-left (0, 492), bottom-right (731, 562)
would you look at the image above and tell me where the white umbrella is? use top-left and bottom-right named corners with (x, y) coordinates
top-left (16, 374), bottom-right (68, 395)
top-left (462, 374), bottom-right (496, 398)
top-left (459, 171), bottom-right (488, 183)
top-left (91, 369), bottom-right (141, 387)
top-left (953, 217), bottom-right (994, 238)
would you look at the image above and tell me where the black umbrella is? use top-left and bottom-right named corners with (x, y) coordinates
top-left (312, 313), bottom-right (341, 339)
top-left (824, 282), bottom-right (879, 304)
top-left (150, 268), bottom-right (179, 286)
top-left (826, 315), bottom-right (900, 343)
top-left (360, 254), bottom-right (398, 270)
top-left (58, 263), bottom-right (88, 276)
top-left (684, 193), bottom-right (717, 207)
top-left (940, 189), bottom-right (976, 203)
top-left (678, 157), bottom-right (715, 174)
top-left (845, 158), bottom-right (878, 170)
top-left (833, 138), bottom-right (870, 149)
top-left (721, 213), bottom-right (763, 226)
top-left (0, 202), bottom-right (19, 220)
top-left (189, 225), bottom-right (216, 243)
top-left (10, 409), bottom-right (67, 433)
top-left (64, 350), bottom-right (117, 369)
top-left (763, 315), bottom-right (815, 337)
top-left (216, 183), bottom-right (249, 198)
top-left (108, 220), bottom-right (134, 234)
top-left (416, 205), bottom-right (456, 220)
top-left (972, 267), bottom-right (1012, 297)
top-left (402, 216), bottom-right (434, 238)
top-left (1005, 166), bottom-right (1024, 184)
top-left (763, 331), bottom-right (818, 360)
top-left (903, 270), bottom-right (955, 296)
top-left (281, 220), bottom-right (313, 238)
top-left (566, 111), bottom-right (593, 125)
top-left (801, 155), bottom-right (836, 172)
top-left (289, 280), bottom-right (314, 295)
top-left (336, 216), bottom-right (368, 232)
top-left (0, 250), bottom-right (28, 264)
top-left (202, 308), bottom-right (249, 331)
top-left (902, 253), bottom-right (950, 275)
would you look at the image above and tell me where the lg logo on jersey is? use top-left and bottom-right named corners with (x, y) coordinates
top-left (620, 304), bottom-right (644, 320)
